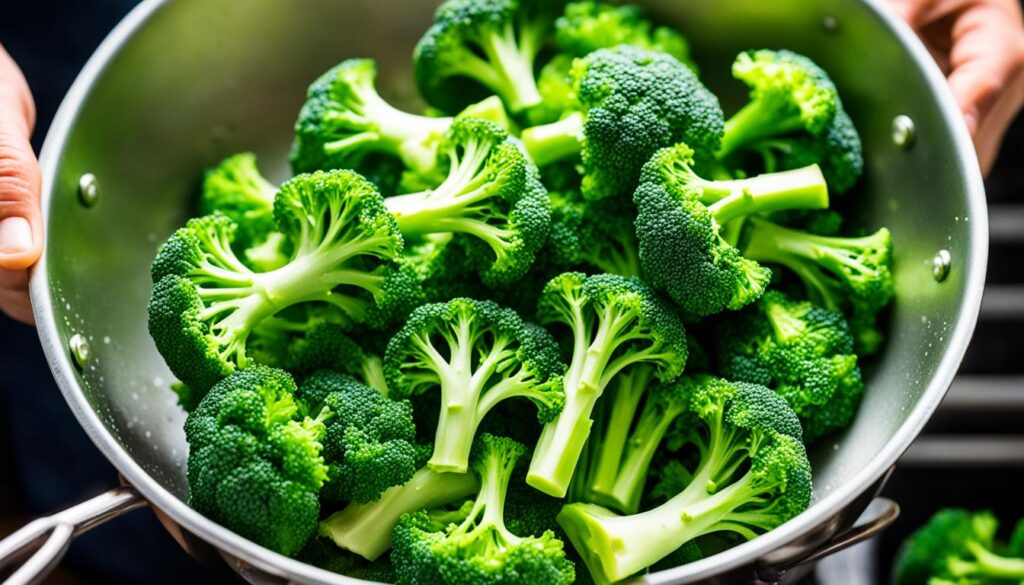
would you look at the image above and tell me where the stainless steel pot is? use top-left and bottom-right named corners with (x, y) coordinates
top-left (0, 0), bottom-right (987, 583)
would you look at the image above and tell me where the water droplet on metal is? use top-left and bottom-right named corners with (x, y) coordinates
top-left (78, 173), bottom-right (98, 207)
top-left (932, 250), bottom-right (951, 282)
top-left (69, 333), bottom-right (90, 368)
top-left (892, 115), bottom-right (916, 149)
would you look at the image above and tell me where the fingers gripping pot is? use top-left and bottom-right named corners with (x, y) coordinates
top-left (0, 0), bottom-right (986, 583)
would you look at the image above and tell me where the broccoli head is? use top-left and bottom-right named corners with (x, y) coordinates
top-left (392, 434), bottom-right (576, 585)
top-left (385, 298), bottom-right (565, 473)
top-left (384, 118), bottom-right (551, 286)
top-left (295, 370), bottom-right (419, 503)
top-left (712, 290), bottom-right (864, 443)
top-left (557, 376), bottom-right (811, 583)
top-left (894, 509), bottom-right (1024, 585)
top-left (184, 366), bottom-right (327, 556)
top-left (634, 142), bottom-right (829, 320)
top-left (522, 45), bottom-right (724, 200)
top-left (527, 272), bottom-right (687, 497)
top-left (555, 1), bottom-right (694, 68)
top-left (414, 0), bottom-right (562, 114)
top-left (148, 170), bottom-right (419, 403)
top-left (741, 216), bottom-right (894, 354)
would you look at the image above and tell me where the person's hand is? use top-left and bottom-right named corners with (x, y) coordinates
top-left (0, 44), bottom-right (42, 325)
top-left (890, 0), bottom-right (1024, 174)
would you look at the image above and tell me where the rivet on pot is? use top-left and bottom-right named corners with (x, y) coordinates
top-left (932, 250), bottom-right (951, 282)
top-left (892, 116), bottom-right (916, 149)
top-left (78, 173), bottom-right (99, 207)
top-left (822, 15), bottom-right (839, 33)
top-left (69, 333), bottom-right (91, 368)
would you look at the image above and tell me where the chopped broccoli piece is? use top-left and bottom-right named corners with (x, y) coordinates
top-left (634, 142), bottom-right (829, 320)
top-left (320, 464), bottom-right (480, 561)
top-left (712, 291), bottom-right (864, 443)
top-left (555, 1), bottom-right (694, 69)
top-left (295, 370), bottom-right (419, 503)
top-left (148, 170), bottom-right (419, 403)
top-left (741, 216), bottom-right (894, 354)
top-left (285, 321), bottom-right (387, 394)
top-left (894, 509), bottom-right (1024, 585)
top-left (385, 298), bottom-right (565, 473)
top-left (184, 366), bottom-right (327, 556)
top-left (527, 273), bottom-right (687, 497)
top-left (718, 50), bottom-right (840, 159)
top-left (557, 377), bottom-right (811, 583)
top-left (384, 118), bottom-right (551, 286)
top-left (392, 434), bottom-right (576, 585)
top-left (522, 45), bottom-right (724, 200)
top-left (414, 0), bottom-right (562, 114)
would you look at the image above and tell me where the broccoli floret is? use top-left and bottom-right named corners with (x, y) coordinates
top-left (385, 298), bottom-right (565, 473)
top-left (414, 0), bottom-right (562, 114)
top-left (290, 59), bottom-right (510, 175)
top-left (184, 366), bottom-right (328, 556)
top-left (531, 55), bottom-right (578, 126)
top-left (712, 291), bottom-right (864, 443)
top-left (522, 45), bottom-right (724, 200)
top-left (199, 153), bottom-right (288, 272)
top-left (384, 118), bottom-right (551, 286)
top-left (295, 371), bottom-right (419, 503)
top-left (392, 434), bottom-right (576, 585)
top-left (585, 372), bottom-right (693, 513)
top-left (148, 170), bottom-right (419, 403)
top-left (547, 190), bottom-right (642, 277)
top-left (750, 108), bottom-right (864, 195)
top-left (320, 464), bottom-right (481, 561)
top-left (634, 143), bottom-right (830, 320)
top-left (557, 376), bottom-right (812, 583)
top-left (527, 272), bottom-right (687, 497)
top-left (741, 216), bottom-right (894, 354)
top-left (297, 537), bottom-right (397, 583)
top-left (285, 321), bottom-right (387, 394)
top-left (893, 509), bottom-right (1024, 585)
top-left (555, 1), bottom-right (694, 68)
top-left (718, 50), bottom-right (840, 159)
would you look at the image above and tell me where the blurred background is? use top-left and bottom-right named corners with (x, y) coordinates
top-left (0, 1), bottom-right (1021, 584)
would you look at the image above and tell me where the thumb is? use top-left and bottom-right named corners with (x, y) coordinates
top-left (0, 45), bottom-right (42, 271)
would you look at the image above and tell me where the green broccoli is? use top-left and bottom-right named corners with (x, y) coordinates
top-left (585, 372), bottom-right (693, 513)
top-left (392, 434), bottom-right (576, 585)
top-left (297, 537), bottom-right (397, 583)
top-left (741, 216), bottom-right (894, 354)
top-left (383, 118), bottom-right (551, 286)
top-left (385, 298), bottom-right (565, 473)
top-left (555, 1), bottom-right (694, 68)
top-left (290, 59), bottom-right (509, 175)
top-left (894, 509), bottom-right (1024, 585)
top-left (148, 170), bottom-right (420, 403)
top-left (634, 142), bottom-right (829, 320)
top-left (718, 50), bottom-right (840, 159)
top-left (295, 370), bottom-right (419, 503)
top-left (547, 189), bottom-right (642, 277)
top-left (557, 376), bottom-right (812, 583)
top-left (531, 55), bottom-right (578, 126)
top-left (285, 321), bottom-right (387, 394)
top-left (198, 153), bottom-right (290, 272)
top-left (712, 291), bottom-right (864, 443)
top-left (184, 366), bottom-right (328, 556)
top-left (521, 45), bottom-right (724, 200)
top-left (527, 272), bottom-right (687, 498)
top-left (414, 0), bottom-right (562, 114)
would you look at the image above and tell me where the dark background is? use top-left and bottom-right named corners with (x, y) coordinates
top-left (1, 1), bottom-right (1022, 584)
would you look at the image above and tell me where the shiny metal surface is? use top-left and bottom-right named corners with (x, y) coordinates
top-left (27, 0), bottom-right (987, 583)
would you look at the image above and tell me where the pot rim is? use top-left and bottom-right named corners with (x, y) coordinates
top-left (29, 0), bottom-right (988, 583)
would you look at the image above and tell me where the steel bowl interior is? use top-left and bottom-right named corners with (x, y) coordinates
top-left (31, 0), bottom-right (987, 583)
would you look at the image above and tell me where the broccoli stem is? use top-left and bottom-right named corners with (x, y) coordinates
top-left (319, 466), bottom-right (480, 561)
top-left (522, 111), bottom-right (585, 167)
top-left (966, 541), bottom-right (1024, 578)
top-left (703, 166), bottom-right (829, 225)
top-left (480, 21), bottom-right (543, 112)
top-left (718, 97), bottom-right (805, 159)
top-left (361, 355), bottom-right (388, 396)
top-left (587, 366), bottom-right (654, 505)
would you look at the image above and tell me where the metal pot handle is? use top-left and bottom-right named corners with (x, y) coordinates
top-left (0, 485), bottom-right (147, 585)
top-left (755, 497), bottom-right (901, 584)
